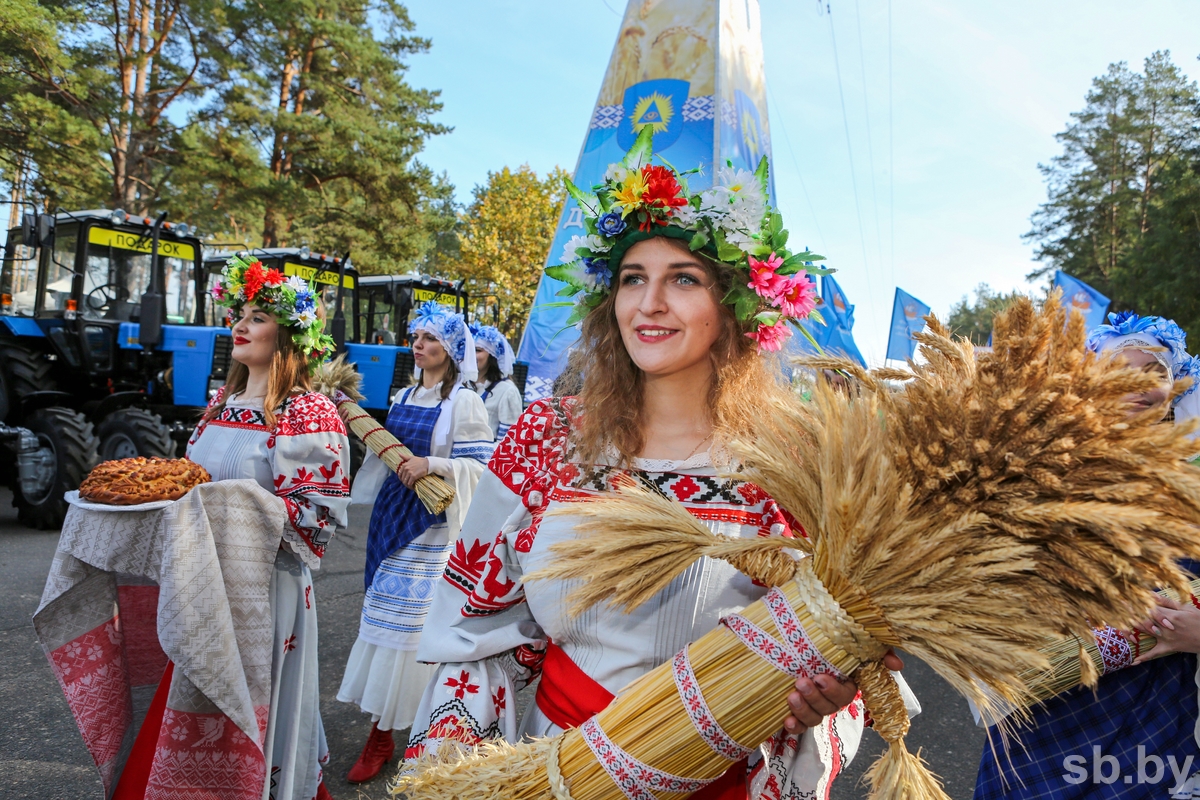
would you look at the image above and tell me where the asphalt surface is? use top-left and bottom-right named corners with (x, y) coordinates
top-left (0, 486), bottom-right (986, 799)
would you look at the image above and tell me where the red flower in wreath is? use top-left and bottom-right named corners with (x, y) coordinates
top-left (243, 261), bottom-right (267, 302)
top-left (639, 165), bottom-right (688, 230)
top-left (265, 268), bottom-right (285, 287)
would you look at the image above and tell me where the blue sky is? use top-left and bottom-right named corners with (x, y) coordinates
top-left (402, 1), bottom-right (1200, 365)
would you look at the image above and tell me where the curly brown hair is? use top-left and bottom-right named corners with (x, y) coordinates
top-left (564, 237), bottom-right (787, 467)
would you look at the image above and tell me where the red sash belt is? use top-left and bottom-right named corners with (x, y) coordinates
top-left (535, 642), bottom-right (749, 800)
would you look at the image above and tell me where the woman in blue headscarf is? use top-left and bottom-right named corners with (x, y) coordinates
top-left (974, 311), bottom-right (1200, 799)
top-left (336, 302), bottom-right (494, 784)
top-left (470, 323), bottom-right (523, 440)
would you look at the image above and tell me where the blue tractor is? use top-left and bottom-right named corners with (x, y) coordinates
top-left (0, 207), bottom-right (228, 527)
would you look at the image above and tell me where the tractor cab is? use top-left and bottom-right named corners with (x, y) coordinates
top-left (0, 207), bottom-right (223, 527)
top-left (345, 273), bottom-right (467, 416)
top-left (202, 248), bottom-right (360, 350)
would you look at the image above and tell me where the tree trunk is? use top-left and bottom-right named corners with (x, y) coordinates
top-left (1140, 99), bottom-right (1157, 235)
top-left (262, 55), bottom-right (297, 247)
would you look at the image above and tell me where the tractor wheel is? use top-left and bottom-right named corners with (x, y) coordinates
top-left (3, 340), bottom-right (56, 400)
top-left (14, 407), bottom-right (99, 530)
top-left (97, 408), bottom-right (176, 461)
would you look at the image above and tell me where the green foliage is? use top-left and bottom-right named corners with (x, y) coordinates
top-left (448, 165), bottom-right (569, 339)
top-left (0, 0), bottom-right (452, 274)
top-left (1027, 50), bottom-right (1200, 339)
top-left (947, 283), bottom-right (1036, 346)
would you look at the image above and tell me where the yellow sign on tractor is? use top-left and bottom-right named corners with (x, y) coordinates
top-left (88, 227), bottom-right (196, 260)
top-left (284, 262), bottom-right (356, 289)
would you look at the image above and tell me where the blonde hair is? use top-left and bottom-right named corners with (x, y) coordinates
top-left (566, 237), bottom-right (788, 467)
top-left (204, 323), bottom-right (312, 428)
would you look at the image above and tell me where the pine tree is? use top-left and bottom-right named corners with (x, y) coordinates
top-left (1026, 50), bottom-right (1200, 338)
top-left (0, 0), bottom-right (220, 213)
top-left (201, 0), bottom-right (454, 271)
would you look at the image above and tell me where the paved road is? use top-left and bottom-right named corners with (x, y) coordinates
top-left (0, 486), bottom-right (985, 799)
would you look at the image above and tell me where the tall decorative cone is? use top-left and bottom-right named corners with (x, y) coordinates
top-left (517, 0), bottom-right (777, 401)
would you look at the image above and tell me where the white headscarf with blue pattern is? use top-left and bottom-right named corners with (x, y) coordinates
top-left (408, 301), bottom-right (478, 384)
top-left (1087, 311), bottom-right (1200, 437)
top-left (469, 323), bottom-right (515, 378)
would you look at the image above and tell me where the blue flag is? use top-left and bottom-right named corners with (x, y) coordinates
top-left (1052, 270), bottom-right (1110, 331)
top-left (819, 276), bottom-right (865, 366)
top-left (789, 275), bottom-right (865, 367)
top-left (886, 287), bottom-right (931, 361)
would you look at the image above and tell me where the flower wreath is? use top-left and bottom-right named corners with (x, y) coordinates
top-left (546, 125), bottom-right (829, 352)
top-left (1087, 310), bottom-right (1199, 402)
top-left (210, 254), bottom-right (335, 371)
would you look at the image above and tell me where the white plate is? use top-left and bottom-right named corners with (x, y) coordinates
top-left (64, 490), bottom-right (176, 513)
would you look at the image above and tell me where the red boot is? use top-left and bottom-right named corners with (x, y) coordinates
top-left (315, 781), bottom-right (335, 800)
top-left (346, 722), bottom-right (395, 783)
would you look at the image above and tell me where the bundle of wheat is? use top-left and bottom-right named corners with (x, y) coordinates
top-left (312, 355), bottom-right (455, 514)
top-left (392, 296), bottom-right (1200, 800)
top-left (1022, 576), bottom-right (1200, 703)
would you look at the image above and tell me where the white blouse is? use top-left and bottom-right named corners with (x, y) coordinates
top-left (475, 378), bottom-right (523, 440)
top-left (186, 389), bottom-right (352, 569)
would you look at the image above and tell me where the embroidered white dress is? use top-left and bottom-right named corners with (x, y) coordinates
top-left (405, 398), bottom-right (895, 800)
top-left (476, 378), bottom-right (523, 440)
top-left (186, 388), bottom-right (351, 800)
top-left (337, 382), bottom-right (494, 732)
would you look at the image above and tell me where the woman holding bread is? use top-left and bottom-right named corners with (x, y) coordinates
top-left (401, 131), bottom-right (909, 799)
top-left (109, 255), bottom-right (351, 800)
top-left (336, 301), bottom-right (494, 784)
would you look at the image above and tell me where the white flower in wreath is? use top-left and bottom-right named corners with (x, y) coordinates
top-left (671, 201), bottom-right (704, 228)
top-left (290, 308), bottom-right (318, 327)
top-left (286, 275), bottom-right (308, 292)
top-left (560, 234), bottom-right (609, 264)
top-left (710, 165), bottom-right (767, 248)
top-left (603, 163), bottom-right (631, 184)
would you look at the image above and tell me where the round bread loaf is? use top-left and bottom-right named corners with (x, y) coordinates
top-left (78, 456), bottom-right (211, 505)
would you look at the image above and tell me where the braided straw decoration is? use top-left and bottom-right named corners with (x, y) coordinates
top-left (311, 353), bottom-right (455, 515)
top-left (546, 738), bottom-right (575, 800)
top-left (337, 399), bottom-right (455, 515)
top-left (786, 561), bottom-right (947, 800)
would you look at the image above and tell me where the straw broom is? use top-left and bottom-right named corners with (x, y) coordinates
top-left (312, 355), bottom-right (455, 515)
top-left (392, 295), bottom-right (1200, 800)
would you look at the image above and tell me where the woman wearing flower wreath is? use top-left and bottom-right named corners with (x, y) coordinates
top-left (144, 255), bottom-right (349, 800)
top-left (402, 129), bottom-right (910, 800)
top-left (470, 323), bottom-right (524, 440)
top-left (972, 311), bottom-right (1200, 800)
top-left (336, 302), bottom-right (494, 784)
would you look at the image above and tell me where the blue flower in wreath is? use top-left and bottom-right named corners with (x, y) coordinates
top-left (597, 212), bottom-right (627, 238)
top-left (582, 257), bottom-right (611, 291)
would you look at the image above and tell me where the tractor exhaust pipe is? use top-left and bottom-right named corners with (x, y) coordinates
top-left (138, 211), bottom-right (169, 351)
